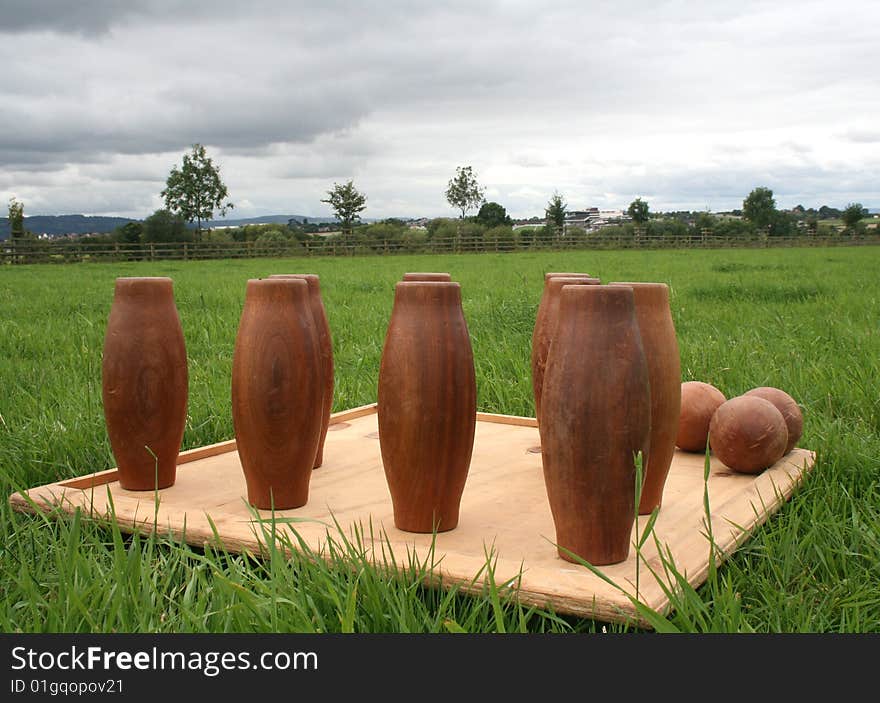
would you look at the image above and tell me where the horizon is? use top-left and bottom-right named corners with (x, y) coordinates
top-left (7, 200), bottom-right (879, 223)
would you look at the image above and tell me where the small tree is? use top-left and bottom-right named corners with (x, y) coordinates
top-left (8, 197), bottom-right (24, 239)
top-left (141, 209), bottom-right (190, 243)
top-left (445, 166), bottom-right (485, 219)
top-left (742, 186), bottom-right (777, 232)
top-left (161, 143), bottom-right (233, 239)
top-left (545, 191), bottom-right (567, 237)
top-left (426, 218), bottom-right (458, 251)
top-left (476, 201), bottom-right (512, 228)
top-left (321, 180), bottom-right (367, 237)
top-left (694, 211), bottom-right (716, 234)
top-left (842, 202), bottom-right (867, 230)
top-left (116, 221), bottom-right (143, 244)
top-left (255, 229), bottom-right (294, 256)
top-left (627, 197), bottom-right (650, 225)
top-left (484, 224), bottom-right (516, 252)
top-left (365, 220), bottom-right (407, 251)
top-left (458, 221), bottom-right (487, 252)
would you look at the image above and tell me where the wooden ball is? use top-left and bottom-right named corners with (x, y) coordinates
top-left (676, 381), bottom-right (726, 452)
top-left (744, 386), bottom-right (803, 454)
top-left (709, 396), bottom-right (788, 474)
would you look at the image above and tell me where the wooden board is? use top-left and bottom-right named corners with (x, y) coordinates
top-left (8, 404), bottom-right (815, 628)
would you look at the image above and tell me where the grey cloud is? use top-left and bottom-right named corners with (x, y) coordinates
top-left (0, 0), bottom-right (137, 35)
top-left (270, 146), bottom-right (382, 181)
top-left (591, 161), bottom-right (880, 212)
top-left (2, 1), bottom-right (878, 216)
top-left (510, 153), bottom-right (550, 169)
top-left (0, 0), bottom-right (471, 36)
top-left (782, 142), bottom-right (812, 155)
top-left (842, 128), bottom-right (880, 144)
top-left (0, 77), bottom-right (368, 168)
top-left (0, 0), bottom-right (280, 36)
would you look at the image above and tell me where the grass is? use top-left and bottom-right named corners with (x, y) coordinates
top-left (1, 246), bottom-right (879, 633)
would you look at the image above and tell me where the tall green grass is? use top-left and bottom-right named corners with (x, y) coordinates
top-left (1, 246), bottom-right (879, 632)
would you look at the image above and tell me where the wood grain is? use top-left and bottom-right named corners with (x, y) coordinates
top-left (608, 283), bottom-right (681, 514)
top-left (231, 278), bottom-right (324, 509)
top-left (540, 285), bottom-right (651, 565)
top-left (530, 276), bottom-right (600, 425)
top-left (101, 276), bottom-right (188, 490)
top-left (377, 281), bottom-right (476, 533)
top-left (268, 274), bottom-right (335, 468)
top-left (402, 273), bottom-right (452, 281)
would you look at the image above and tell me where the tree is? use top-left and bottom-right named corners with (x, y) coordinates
top-left (842, 202), bottom-right (867, 230)
top-left (628, 197), bottom-right (650, 225)
top-left (161, 143), bottom-right (233, 239)
top-left (141, 209), bottom-right (190, 243)
top-left (115, 221), bottom-right (143, 244)
top-left (445, 166), bottom-right (485, 219)
top-left (8, 197), bottom-right (24, 239)
top-left (426, 218), bottom-right (458, 251)
top-left (484, 224), bottom-right (516, 251)
top-left (255, 229), bottom-right (294, 255)
top-left (365, 219), bottom-right (407, 250)
top-left (742, 186), bottom-right (777, 231)
top-left (321, 180), bottom-right (367, 237)
top-left (545, 191), bottom-right (567, 236)
top-left (475, 201), bottom-right (512, 228)
top-left (694, 211), bottom-right (716, 233)
top-left (458, 221), bottom-right (487, 251)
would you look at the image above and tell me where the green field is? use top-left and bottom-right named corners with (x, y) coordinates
top-left (2, 246), bottom-right (879, 633)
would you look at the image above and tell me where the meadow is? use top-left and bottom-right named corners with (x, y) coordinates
top-left (1, 245), bottom-right (879, 633)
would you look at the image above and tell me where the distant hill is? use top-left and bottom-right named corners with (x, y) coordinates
top-left (210, 214), bottom-right (337, 228)
top-left (0, 214), bottom-right (138, 239)
top-left (0, 213), bottom-right (348, 239)
top-left (210, 214), bottom-right (388, 227)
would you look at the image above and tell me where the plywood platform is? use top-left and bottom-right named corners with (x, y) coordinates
top-left (8, 404), bottom-right (815, 628)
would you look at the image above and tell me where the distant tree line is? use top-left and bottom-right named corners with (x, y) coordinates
top-left (4, 144), bottom-right (874, 252)
top-left (90, 187), bottom-right (872, 254)
top-left (5, 198), bottom-right (873, 259)
top-left (630, 189), bottom-right (872, 239)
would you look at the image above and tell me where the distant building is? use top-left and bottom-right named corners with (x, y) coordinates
top-left (564, 207), bottom-right (627, 234)
top-left (564, 208), bottom-right (600, 232)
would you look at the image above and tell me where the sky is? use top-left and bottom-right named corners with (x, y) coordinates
top-left (1, 0), bottom-right (878, 221)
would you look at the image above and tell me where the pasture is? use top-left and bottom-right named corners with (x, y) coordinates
top-left (1, 246), bottom-right (878, 632)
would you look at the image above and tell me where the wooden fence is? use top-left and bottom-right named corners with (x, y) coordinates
top-left (2, 229), bottom-right (878, 265)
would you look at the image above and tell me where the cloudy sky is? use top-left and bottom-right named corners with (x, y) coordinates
top-left (1, 0), bottom-right (878, 220)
